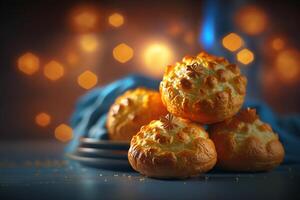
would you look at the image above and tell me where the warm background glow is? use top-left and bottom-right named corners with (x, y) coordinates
top-left (1, 1), bottom-right (299, 141)
top-left (237, 48), bottom-right (254, 65)
top-left (108, 13), bottom-right (124, 28)
top-left (35, 112), bottom-right (51, 127)
top-left (79, 34), bottom-right (99, 52)
top-left (113, 43), bottom-right (134, 63)
top-left (272, 38), bottom-right (285, 51)
top-left (77, 70), bottom-right (98, 89)
top-left (66, 51), bottom-right (79, 65)
top-left (44, 60), bottom-right (65, 81)
top-left (167, 22), bottom-right (183, 37)
top-left (222, 33), bottom-right (243, 52)
top-left (18, 52), bottom-right (40, 75)
top-left (55, 124), bottom-right (73, 142)
top-left (71, 6), bottom-right (99, 32)
top-left (275, 49), bottom-right (300, 83)
top-left (183, 31), bottom-right (196, 45)
top-left (143, 43), bottom-right (174, 77)
top-left (235, 5), bottom-right (268, 35)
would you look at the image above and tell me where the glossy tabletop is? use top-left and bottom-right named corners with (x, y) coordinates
top-left (0, 140), bottom-right (299, 200)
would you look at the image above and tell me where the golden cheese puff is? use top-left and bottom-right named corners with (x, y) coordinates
top-left (209, 108), bottom-right (285, 172)
top-left (128, 114), bottom-right (217, 179)
top-left (160, 52), bottom-right (247, 124)
top-left (106, 87), bottom-right (168, 141)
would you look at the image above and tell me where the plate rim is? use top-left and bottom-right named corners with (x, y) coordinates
top-left (79, 137), bottom-right (130, 150)
top-left (80, 137), bottom-right (130, 145)
top-left (66, 152), bottom-right (130, 166)
top-left (76, 147), bottom-right (128, 159)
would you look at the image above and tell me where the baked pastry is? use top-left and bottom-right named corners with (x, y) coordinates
top-left (128, 114), bottom-right (217, 178)
top-left (160, 52), bottom-right (247, 124)
top-left (209, 108), bottom-right (285, 171)
top-left (106, 87), bottom-right (167, 141)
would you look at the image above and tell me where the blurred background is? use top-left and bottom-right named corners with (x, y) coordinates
top-left (0, 0), bottom-right (299, 142)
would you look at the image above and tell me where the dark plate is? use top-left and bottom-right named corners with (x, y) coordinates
top-left (75, 147), bottom-right (128, 160)
top-left (66, 153), bottom-right (132, 171)
top-left (80, 138), bottom-right (130, 150)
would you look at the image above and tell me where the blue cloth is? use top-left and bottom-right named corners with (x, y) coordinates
top-left (67, 74), bottom-right (300, 164)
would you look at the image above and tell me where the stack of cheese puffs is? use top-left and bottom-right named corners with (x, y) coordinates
top-left (106, 52), bottom-right (285, 179)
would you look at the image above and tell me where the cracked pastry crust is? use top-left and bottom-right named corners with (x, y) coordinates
top-left (160, 52), bottom-right (247, 124)
top-left (106, 87), bottom-right (168, 141)
top-left (128, 114), bottom-right (217, 178)
top-left (209, 108), bottom-right (285, 172)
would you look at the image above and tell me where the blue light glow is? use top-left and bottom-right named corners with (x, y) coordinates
top-left (199, 0), bottom-right (218, 50)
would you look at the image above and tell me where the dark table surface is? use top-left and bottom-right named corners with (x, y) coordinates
top-left (0, 140), bottom-right (299, 200)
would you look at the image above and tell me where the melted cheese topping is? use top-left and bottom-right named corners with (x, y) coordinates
top-left (107, 87), bottom-right (167, 140)
top-left (160, 52), bottom-right (247, 118)
top-left (213, 108), bottom-right (278, 150)
top-left (133, 115), bottom-right (208, 153)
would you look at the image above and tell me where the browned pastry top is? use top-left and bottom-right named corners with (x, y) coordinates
top-left (128, 114), bottom-right (217, 178)
top-left (209, 108), bottom-right (285, 171)
top-left (160, 52), bottom-right (247, 123)
top-left (107, 87), bottom-right (167, 141)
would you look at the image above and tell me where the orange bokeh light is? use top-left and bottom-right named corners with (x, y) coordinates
top-left (66, 52), bottom-right (79, 65)
top-left (237, 48), bottom-right (254, 65)
top-left (113, 43), bottom-right (134, 63)
top-left (168, 22), bottom-right (183, 36)
top-left (276, 49), bottom-right (300, 83)
top-left (235, 5), bottom-right (267, 35)
top-left (79, 34), bottom-right (99, 52)
top-left (55, 124), bottom-right (73, 142)
top-left (108, 13), bottom-right (124, 28)
top-left (18, 52), bottom-right (40, 75)
top-left (71, 6), bottom-right (99, 32)
top-left (143, 43), bottom-right (174, 77)
top-left (44, 60), bottom-right (65, 81)
top-left (35, 112), bottom-right (51, 127)
top-left (222, 33), bottom-right (243, 52)
top-left (183, 31), bottom-right (195, 45)
top-left (262, 69), bottom-right (277, 88)
top-left (77, 70), bottom-right (98, 90)
top-left (271, 38), bottom-right (285, 51)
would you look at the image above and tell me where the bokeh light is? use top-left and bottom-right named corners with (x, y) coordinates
top-left (77, 70), bottom-right (98, 90)
top-left (54, 124), bottom-right (73, 142)
top-left (183, 31), bottom-right (195, 45)
top-left (17, 52), bottom-right (40, 75)
top-left (44, 60), bottom-right (65, 81)
top-left (113, 43), bottom-right (134, 63)
top-left (79, 34), bottom-right (99, 52)
top-left (262, 68), bottom-right (277, 89)
top-left (276, 49), bottom-right (300, 83)
top-left (143, 43), bottom-right (174, 77)
top-left (71, 6), bottom-right (99, 32)
top-left (108, 13), bottom-right (124, 28)
top-left (35, 112), bottom-right (51, 127)
top-left (271, 38), bottom-right (285, 51)
top-left (66, 52), bottom-right (79, 65)
top-left (222, 33), bottom-right (243, 52)
top-left (167, 22), bottom-right (183, 36)
top-left (235, 5), bottom-right (267, 35)
top-left (237, 48), bottom-right (254, 65)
